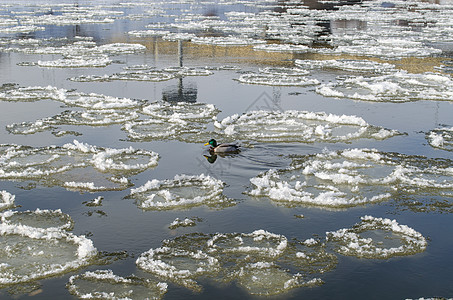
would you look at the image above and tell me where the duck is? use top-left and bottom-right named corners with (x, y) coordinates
top-left (204, 139), bottom-right (240, 153)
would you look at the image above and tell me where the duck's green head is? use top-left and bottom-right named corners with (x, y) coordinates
top-left (204, 139), bottom-right (217, 147)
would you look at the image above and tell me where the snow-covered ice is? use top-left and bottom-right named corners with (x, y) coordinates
top-left (248, 148), bottom-right (453, 208)
top-left (67, 269), bottom-right (167, 300)
top-left (129, 174), bottom-right (233, 210)
top-left (215, 110), bottom-right (400, 143)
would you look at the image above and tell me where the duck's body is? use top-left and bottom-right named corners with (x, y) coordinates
top-left (204, 139), bottom-right (240, 153)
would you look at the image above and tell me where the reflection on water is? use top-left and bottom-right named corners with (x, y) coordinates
top-left (0, 0), bottom-right (453, 299)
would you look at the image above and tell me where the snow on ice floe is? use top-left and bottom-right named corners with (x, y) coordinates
top-left (136, 230), bottom-right (335, 295)
top-left (427, 126), bottom-right (453, 151)
top-left (191, 36), bottom-right (266, 46)
top-left (0, 217), bottom-right (97, 286)
top-left (1, 209), bottom-right (74, 231)
top-left (0, 140), bottom-right (159, 192)
top-left (326, 216), bottom-right (427, 259)
top-left (248, 148), bottom-right (453, 208)
top-left (235, 66), bottom-right (316, 87)
top-left (316, 71), bottom-right (453, 102)
top-left (215, 110), bottom-right (400, 143)
top-left (7, 39), bottom-right (145, 68)
top-left (295, 59), bottom-right (397, 74)
top-left (0, 191), bottom-right (15, 211)
top-left (168, 217), bottom-right (199, 229)
top-left (128, 174), bottom-right (234, 210)
top-left (69, 65), bottom-right (212, 83)
top-left (253, 43), bottom-right (310, 53)
top-left (67, 269), bottom-right (167, 300)
top-left (0, 84), bottom-right (144, 109)
top-left (123, 101), bottom-right (218, 143)
top-left (0, 25), bottom-right (45, 34)
top-left (236, 67), bottom-right (319, 86)
top-left (7, 109), bottom-right (139, 135)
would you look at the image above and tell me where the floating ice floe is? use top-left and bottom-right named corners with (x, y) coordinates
top-left (69, 66), bottom-right (211, 82)
top-left (191, 36), bottom-right (266, 46)
top-left (248, 148), bottom-right (453, 208)
top-left (168, 217), bottom-right (198, 229)
top-left (137, 246), bottom-right (220, 291)
top-left (35, 56), bottom-right (112, 68)
top-left (128, 29), bottom-right (170, 37)
top-left (326, 216), bottom-right (427, 259)
top-left (215, 110), bottom-right (400, 143)
top-left (137, 230), bottom-right (335, 295)
top-left (316, 71), bottom-right (453, 102)
top-left (0, 191), bottom-right (15, 211)
top-left (129, 174), bottom-right (233, 210)
top-left (123, 102), bottom-right (218, 143)
top-left (295, 59), bottom-right (397, 74)
top-left (0, 84), bottom-right (144, 109)
top-left (83, 196), bottom-right (103, 207)
top-left (253, 43), bottom-right (310, 53)
top-left (0, 140), bottom-right (159, 191)
top-left (0, 209), bottom-right (74, 231)
top-left (142, 101), bottom-right (218, 122)
top-left (0, 221), bottom-right (97, 286)
top-left (0, 25), bottom-right (45, 34)
top-left (236, 73), bottom-right (319, 86)
top-left (13, 41), bottom-right (144, 68)
top-left (7, 109), bottom-right (139, 135)
top-left (67, 269), bottom-right (168, 300)
top-left (427, 126), bottom-right (453, 151)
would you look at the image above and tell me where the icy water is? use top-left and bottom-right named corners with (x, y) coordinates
top-left (0, 0), bottom-right (453, 299)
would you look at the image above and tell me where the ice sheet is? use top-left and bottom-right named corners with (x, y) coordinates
top-left (137, 230), bottom-right (332, 295)
top-left (215, 110), bottom-right (400, 143)
top-left (0, 140), bottom-right (159, 191)
top-left (67, 270), bottom-right (167, 300)
top-left (326, 216), bottom-right (427, 259)
top-left (316, 71), bottom-right (453, 102)
top-left (427, 126), bottom-right (453, 151)
top-left (0, 191), bottom-right (15, 211)
top-left (129, 174), bottom-right (233, 210)
top-left (0, 221), bottom-right (97, 286)
top-left (248, 148), bottom-right (453, 208)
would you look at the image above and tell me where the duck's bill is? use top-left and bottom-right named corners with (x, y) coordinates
top-left (204, 143), bottom-right (210, 146)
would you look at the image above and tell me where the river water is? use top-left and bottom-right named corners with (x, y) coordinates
top-left (0, 0), bottom-right (453, 299)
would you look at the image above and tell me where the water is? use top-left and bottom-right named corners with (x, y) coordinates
top-left (1, 0), bottom-right (453, 299)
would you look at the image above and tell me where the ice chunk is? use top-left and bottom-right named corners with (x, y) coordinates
top-left (253, 43), bottom-right (309, 53)
top-left (427, 126), bottom-right (453, 151)
top-left (169, 217), bottom-right (199, 229)
top-left (0, 222), bottom-right (97, 286)
top-left (123, 102), bottom-right (219, 143)
top-left (191, 36), bottom-right (266, 46)
top-left (326, 216), bottom-right (427, 259)
top-left (236, 73), bottom-right (319, 86)
top-left (0, 191), bottom-right (15, 211)
top-left (129, 174), bottom-right (233, 210)
top-left (36, 56), bottom-right (112, 68)
top-left (136, 247), bottom-right (220, 291)
top-left (7, 109), bottom-right (139, 135)
top-left (142, 101), bottom-right (218, 122)
top-left (67, 269), bottom-right (167, 300)
top-left (137, 230), bottom-right (335, 295)
top-left (316, 71), bottom-right (453, 102)
top-left (0, 85), bottom-right (144, 109)
top-left (216, 110), bottom-right (400, 143)
top-left (295, 59), bottom-right (397, 74)
top-left (0, 140), bottom-right (159, 191)
top-left (248, 148), bottom-right (453, 208)
top-left (0, 209), bottom-right (74, 231)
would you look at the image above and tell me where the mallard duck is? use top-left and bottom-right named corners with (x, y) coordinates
top-left (204, 139), bottom-right (240, 153)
